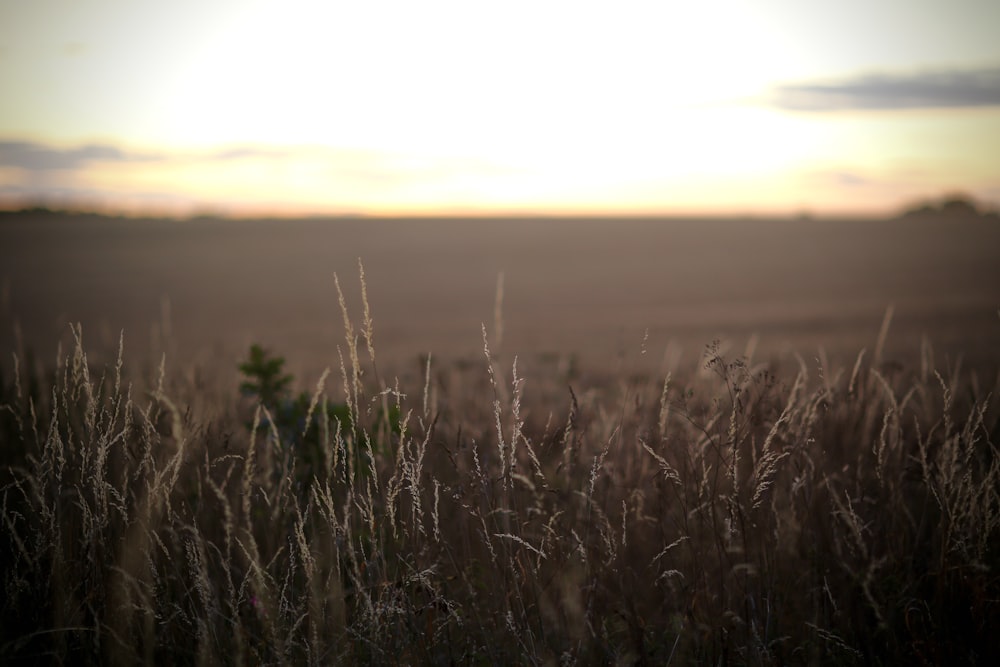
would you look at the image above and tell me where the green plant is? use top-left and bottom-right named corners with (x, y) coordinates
top-left (237, 343), bottom-right (401, 485)
top-left (239, 343), bottom-right (293, 406)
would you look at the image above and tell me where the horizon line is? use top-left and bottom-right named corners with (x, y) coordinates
top-left (2, 198), bottom-right (996, 223)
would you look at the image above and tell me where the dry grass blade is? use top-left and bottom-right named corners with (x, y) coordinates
top-left (1, 270), bottom-right (998, 665)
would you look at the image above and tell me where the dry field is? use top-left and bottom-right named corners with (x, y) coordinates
top-left (2, 211), bottom-right (999, 380)
top-left (1, 210), bottom-right (999, 664)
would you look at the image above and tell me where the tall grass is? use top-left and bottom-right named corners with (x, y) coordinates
top-left (2, 272), bottom-right (999, 665)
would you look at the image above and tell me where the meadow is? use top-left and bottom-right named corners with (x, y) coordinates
top-left (1, 210), bottom-right (999, 664)
top-left (3, 209), bottom-right (999, 378)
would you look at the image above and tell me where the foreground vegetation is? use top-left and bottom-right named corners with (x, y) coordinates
top-left (1, 278), bottom-right (998, 665)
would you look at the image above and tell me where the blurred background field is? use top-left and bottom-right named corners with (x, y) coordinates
top-left (3, 208), bottom-right (1000, 664)
top-left (2, 209), bottom-right (998, 387)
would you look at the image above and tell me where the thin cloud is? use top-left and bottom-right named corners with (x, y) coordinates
top-left (0, 140), bottom-right (162, 171)
top-left (0, 181), bottom-right (201, 211)
top-left (823, 171), bottom-right (872, 188)
top-left (0, 139), bottom-right (522, 213)
top-left (0, 141), bottom-right (299, 171)
top-left (207, 146), bottom-right (292, 161)
top-left (771, 66), bottom-right (1000, 111)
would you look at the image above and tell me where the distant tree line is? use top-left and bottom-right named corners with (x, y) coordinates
top-left (899, 193), bottom-right (999, 222)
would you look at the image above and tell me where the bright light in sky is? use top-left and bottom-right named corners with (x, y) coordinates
top-left (1, 0), bottom-right (999, 215)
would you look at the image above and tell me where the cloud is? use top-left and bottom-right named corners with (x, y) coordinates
top-left (0, 138), bottom-right (523, 214)
top-left (770, 66), bottom-right (1000, 111)
top-left (0, 141), bottom-right (302, 172)
top-left (206, 146), bottom-right (292, 161)
top-left (0, 140), bottom-right (162, 171)
top-left (826, 171), bottom-right (872, 187)
top-left (0, 181), bottom-right (196, 210)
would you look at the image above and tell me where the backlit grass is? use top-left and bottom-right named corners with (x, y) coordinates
top-left (1, 272), bottom-right (998, 665)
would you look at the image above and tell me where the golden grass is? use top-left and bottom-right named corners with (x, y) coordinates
top-left (1, 271), bottom-right (999, 665)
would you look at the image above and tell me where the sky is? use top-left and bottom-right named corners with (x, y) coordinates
top-left (1, 0), bottom-right (999, 216)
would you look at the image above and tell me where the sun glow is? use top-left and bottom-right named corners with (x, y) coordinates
top-left (2, 0), bottom-right (999, 214)
top-left (162, 2), bottom-right (798, 154)
top-left (130, 1), bottom-right (829, 213)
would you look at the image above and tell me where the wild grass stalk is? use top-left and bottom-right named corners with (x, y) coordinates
top-left (1, 273), bottom-right (998, 665)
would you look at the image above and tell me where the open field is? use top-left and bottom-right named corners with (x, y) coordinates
top-left (2, 211), bottom-right (999, 383)
top-left (1, 211), bottom-right (999, 664)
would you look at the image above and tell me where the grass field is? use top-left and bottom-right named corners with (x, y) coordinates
top-left (2, 209), bottom-right (999, 377)
top-left (1, 211), bottom-right (999, 664)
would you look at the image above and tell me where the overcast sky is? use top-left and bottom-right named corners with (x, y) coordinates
top-left (1, 0), bottom-right (999, 215)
